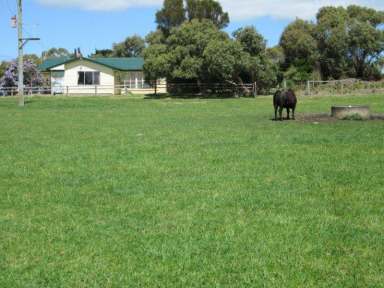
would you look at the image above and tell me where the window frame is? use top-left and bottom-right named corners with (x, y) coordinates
top-left (78, 71), bottom-right (100, 85)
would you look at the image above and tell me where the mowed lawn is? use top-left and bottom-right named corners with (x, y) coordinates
top-left (0, 94), bottom-right (383, 287)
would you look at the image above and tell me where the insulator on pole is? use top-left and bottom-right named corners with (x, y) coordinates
top-left (11, 16), bottom-right (17, 28)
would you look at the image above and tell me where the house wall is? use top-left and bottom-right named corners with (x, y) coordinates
top-left (51, 64), bottom-right (65, 71)
top-left (62, 59), bottom-right (115, 94)
top-left (41, 72), bottom-right (50, 86)
top-left (47, 58), bottom-right (167, 95)
top-left (125, 79), bottom-right (167, 95)
top-left (116, 71), bottom-right (167, 95)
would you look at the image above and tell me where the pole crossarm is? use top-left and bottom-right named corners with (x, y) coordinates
top-left (19, 38), bottom-right (40, 49)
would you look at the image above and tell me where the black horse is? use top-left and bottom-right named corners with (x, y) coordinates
top-left (273, 89), bottom-right (297, 121)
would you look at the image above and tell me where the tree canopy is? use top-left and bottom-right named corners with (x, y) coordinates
top-left (276, 5), bottom-right (384, 81)
top-left (156, 0), bottom-right (186, 34)
top-left (186, 0), bottom-right (229, 29)
top-left (155, 0), bottom-right (229, 34)
top-left (0, 60), bottom-right (43, 88)
top-left (90, 35), bottom-right (146, 58)
top-left (143, 20), bottom-right (277, 94)
top-left (112, 35), bottom-right (145, 57)
top-left (42, 48), bottom-right (72, 59)
top-left (233, 26), bottom-right (266, 56)
top-left (279, 19), bottom-right (318, 81)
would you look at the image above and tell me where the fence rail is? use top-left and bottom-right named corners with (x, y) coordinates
top-left (0, 82), bottom-right (258, 97)
top-left (1, 80), bottom-right (383, 97)
top-left (0, 84), bottom-right (160, 96)
top-left (304, 79), bottom-right (384, 96)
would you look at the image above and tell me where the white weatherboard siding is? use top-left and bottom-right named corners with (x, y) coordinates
top-left (45, 57), bottom-right (167, 95)
top-left (51, 64), bottom-right (65, 71)
top-left (63, 59), bottom-right (115, 94)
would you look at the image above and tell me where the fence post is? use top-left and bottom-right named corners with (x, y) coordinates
top-left (66, 86), bottom-right (69, 96)
top-left (253, 82), bottom-right (257, 98)
top-left (95, 85), bottom-right (97, 96)
top-left (306, 81), bottom-right (311, 96)
top-left (125, 86), bottom-right (128, 95)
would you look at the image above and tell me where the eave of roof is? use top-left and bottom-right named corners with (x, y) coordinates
top-left (39, 56), bottom-right (72, 71)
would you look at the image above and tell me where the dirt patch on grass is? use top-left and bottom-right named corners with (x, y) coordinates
top-left (296, 113), bottom-right (384, 123)
top-left (296, 113), bottom-right (337, 123)
top-left (371, 114), bottom-right (384, 120)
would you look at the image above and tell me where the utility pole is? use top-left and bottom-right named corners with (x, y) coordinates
top-left (16, 0), bottom-right (39, 107)
top-left (17, 0), bottom-right (24, 107)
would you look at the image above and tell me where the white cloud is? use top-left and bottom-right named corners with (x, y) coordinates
top-left (221, 0), bottom-right (384, 20)
top-left (37, 0), bottom-right (161, 10)
top-left (37, 0), bottom-right (384, 20)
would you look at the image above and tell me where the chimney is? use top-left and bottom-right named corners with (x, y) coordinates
top-left (74, 48), bottom-right (82, 59)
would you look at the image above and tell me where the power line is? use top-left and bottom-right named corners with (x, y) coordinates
top-left (3, 0), bottom-right (15, 15)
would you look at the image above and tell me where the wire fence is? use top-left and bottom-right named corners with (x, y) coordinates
top-left (303, 79), bottom-right (384, 96)
top-left (1, 80), bottom-right (383, 98)
top-left (0, 82), bottom-right (258, 98)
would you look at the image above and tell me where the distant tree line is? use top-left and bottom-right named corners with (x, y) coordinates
top-left (1, 0), bottom-right (383, 95)
top-left (280, 6), bottom-right (384, 82)
top-left (144, 0), bottom-right (384, 94)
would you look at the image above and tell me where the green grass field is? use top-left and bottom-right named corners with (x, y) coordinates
top-left (1, 94), bottom-right (383, 287)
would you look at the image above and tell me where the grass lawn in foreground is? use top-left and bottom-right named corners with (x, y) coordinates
top-left (0, 94), bottom-right (383, 287)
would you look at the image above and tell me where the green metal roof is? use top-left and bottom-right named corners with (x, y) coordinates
top-left (39, 57), bottom-right (144, 72)
top-left (39, 57), bottom-right (72, 71)
top-left (92, 57), bottom-right (144, 71)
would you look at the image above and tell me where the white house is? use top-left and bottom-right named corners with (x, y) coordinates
top-left (39, 56), bottom-right (165, 95)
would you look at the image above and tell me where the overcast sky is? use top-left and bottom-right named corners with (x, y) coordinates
top-left (0, 0), bottom-right (383, 60)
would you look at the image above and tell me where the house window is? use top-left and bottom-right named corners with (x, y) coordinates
top-left (78, 71), bottom-right (100, 85)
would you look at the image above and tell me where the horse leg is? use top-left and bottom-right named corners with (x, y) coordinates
top-left (279, 107), bottom-right (283, 121)
top-left (286, 108), bottom-right (290, 120)
top-left (274, 106), bottom-right (278, 120)
top-left (292, 107), bottom-right (296, 120)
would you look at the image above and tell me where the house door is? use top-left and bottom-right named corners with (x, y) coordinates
top-left (51, 71), bottom-right (64, 94)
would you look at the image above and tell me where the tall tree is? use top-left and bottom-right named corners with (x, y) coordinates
top-left (186, 0), bottom-right (229, 29)
top-left (316, 7), bottom-right (353, 79)
top-left (316, 6), bottom-right (384, 80)
top-left (143, 44), bottom-right (171, 94)
top-left (234, 26), bottom-right (278, 92)
top-left (346, 6), bottom-right (384, 78)
top-left (156, 0), bottom-right (186, 35)
top-left (203, 38), bottom-right (247, 82)
top-left (112, 35), bottom-right (145, 57)
top-left (233, 26), bottom-right (266, 56)
top-left (165, 19), bottom-right (228, 81)
top-left (144, 20), bottom-right (279, 94)
top-left (279, 19), bottom-right (318, 81)
top-left (266, 46), bottom-right (285, 67)
top-left (146, 30), bottom-right (166, 46)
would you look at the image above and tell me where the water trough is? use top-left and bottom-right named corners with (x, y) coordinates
top-left (331, 105), bottom-right (370, 120)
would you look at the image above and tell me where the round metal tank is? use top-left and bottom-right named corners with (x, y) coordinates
top-left (331, 105), bottom-right (370, 120)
